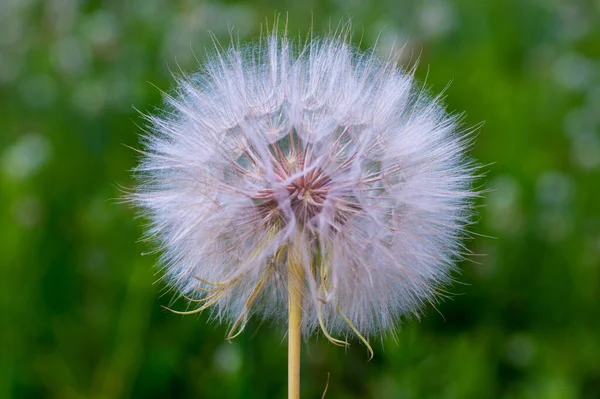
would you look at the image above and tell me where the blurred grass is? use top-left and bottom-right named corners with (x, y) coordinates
top-left (1, 0), bottom-right (599, 398)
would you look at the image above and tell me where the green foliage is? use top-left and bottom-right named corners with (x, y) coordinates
top-left (1, 0), bottom-right (599, 398)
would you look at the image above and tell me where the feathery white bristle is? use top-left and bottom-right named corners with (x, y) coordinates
top-left (133, 30), bottom-right (478, 341)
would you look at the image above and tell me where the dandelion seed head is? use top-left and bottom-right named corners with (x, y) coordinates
top-left (133, 29), bottom-right (478, 341)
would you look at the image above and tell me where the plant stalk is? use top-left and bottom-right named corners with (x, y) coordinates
top-left (288, 246), bottom-right (304, 399)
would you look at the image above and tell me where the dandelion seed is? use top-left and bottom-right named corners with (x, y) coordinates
top-left (132, 26), bottom-right (478, 398)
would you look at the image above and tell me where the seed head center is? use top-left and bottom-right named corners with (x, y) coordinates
top-left (285, 170), bottom-right (330, 224)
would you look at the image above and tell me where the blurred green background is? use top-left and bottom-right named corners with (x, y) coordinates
top-left (1, 0), bottom-right (600, 398)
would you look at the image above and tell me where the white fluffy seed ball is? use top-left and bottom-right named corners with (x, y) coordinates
top-left (133, 31), bottom-right (478, 344)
